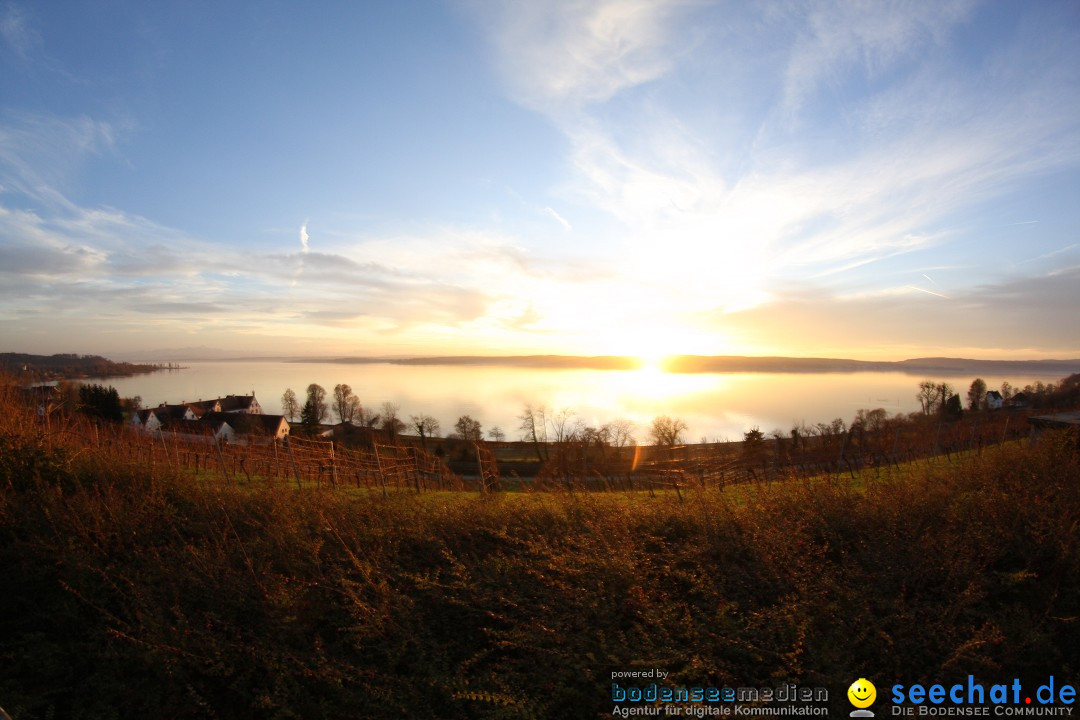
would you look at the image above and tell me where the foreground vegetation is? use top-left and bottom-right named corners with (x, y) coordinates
top-left (1, 396), bottom-right (1078, 718)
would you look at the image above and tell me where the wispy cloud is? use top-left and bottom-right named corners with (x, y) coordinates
top-left (3, 4), bottom-right (1080, 358)
top-left (906, 285), bottom-right (949, 299)
top-left (715, 266), bottom-right (1080, 358)
top-left (472, 0), bottom-right (688, 112)
top-left (543, 206), bottom-right (572, 233)
top-left (0, 111), bottom-right (117, 201)
top-left (0, 3), bottom-right (40, 61)
top-left (781, 0), bottom-right (976, 115)
top-left (478, 1), bottom-right (1080, 311)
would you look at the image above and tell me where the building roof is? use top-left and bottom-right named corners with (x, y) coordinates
top-left (184, 399), bottom-right (220, 413)
top-left (218, 394), bottom-right (259, 412)
top-left (156, 403), bottom-right (196, 420)
top-left (200, 412), bottom-right (286, 435)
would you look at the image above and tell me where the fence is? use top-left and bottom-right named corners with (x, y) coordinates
top-left (29, 413), bottom-right (463, 493)
top-left (11, 394), bottom-right (1042, 496)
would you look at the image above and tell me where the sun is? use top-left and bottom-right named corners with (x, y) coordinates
top-left (638, 350), bottom-right (676, 373)
top-left (578, 308), bottom-right (731, 370)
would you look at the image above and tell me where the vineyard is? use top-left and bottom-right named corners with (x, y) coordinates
top-left (522, 406), bottom-right (1034, 491)
top-left (21, 398), bottom-right (1041, 500)
top-left (32, 413), bottom-right (463, 493)
top-left (3, 378), bottom-right (1080, 719)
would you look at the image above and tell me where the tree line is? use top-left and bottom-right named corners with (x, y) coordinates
top-left (280, 384), bottom-right (665, 451)
top-left (280, 373), bottom-right (1080, 454)
top-left (920, 373), bottom-right (1080, 416)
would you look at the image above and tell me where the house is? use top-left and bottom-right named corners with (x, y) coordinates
top-left (185, 399), bottom-right (221, 414)
top-left (132, 403), bottom-right (198, 432)
top-left (158, 403), bottom-right (200, 421)
top-left (132, 408), bottom-right (164, 432)
top-left (1009, 392), bottom-right (1030, 409)
top-left (131, 394), bottom-right (276, 443)
top-left (218, 394), bottom-right (262, 414)
top-left (180, 394), bottom-right (261, 415)
top-left (199, 412), bottom-right (289, 443)
top-left (985, 391), bottom-right (1003, 410)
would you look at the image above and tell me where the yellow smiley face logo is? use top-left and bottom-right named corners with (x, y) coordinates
top-left (848, 678), bottom-right (876, 708)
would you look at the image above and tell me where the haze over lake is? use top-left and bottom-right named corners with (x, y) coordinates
top-left (96, 361), bottom-right (1062, 442)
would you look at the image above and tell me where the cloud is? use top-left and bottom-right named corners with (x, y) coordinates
top-left (715, 266), bottom-right (1080, 358)
top-left (543, 206), bottom-right (572, 233)
top-left (4, 6), bottom-right (1080, 358)
top-left (131, 301), bottom-right (229, 315)
top-left (0, 3), bottom-right (41, 61)
top-left (0, 111), bottom-right (118, 202)
top-left (781, 0), bottom-right (977, 115)
top-left (473, 0), bottom-right (688, 111)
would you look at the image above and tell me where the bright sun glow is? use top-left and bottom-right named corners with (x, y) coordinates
top-left (604, 321), bottom-right (730, 371)
top-left (636, 348), bottom-right (669, 371)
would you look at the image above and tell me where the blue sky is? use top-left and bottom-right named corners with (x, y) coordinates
top-left (1, 0), bottom-right (1078, 360)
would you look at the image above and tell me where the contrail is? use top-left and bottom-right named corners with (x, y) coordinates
top-left (300, 221), bottom-right (310, 253)
top-left (907, 285), bottom-right (948, 299)
top-left (544, 206), bottom-right (572, 233)
top-left (921, 273), bottom-right (937, 285)
top-left (1003, 220), bottom-right (1039, 227)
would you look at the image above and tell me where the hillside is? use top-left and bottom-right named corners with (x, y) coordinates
top-left (1, 390), bottom-right (1078, 718)
top-left (0, 353), bottom-right (166, 381)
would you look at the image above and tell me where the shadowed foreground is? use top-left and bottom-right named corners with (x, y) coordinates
top-left (1, 402), bottom-right (1078, 718)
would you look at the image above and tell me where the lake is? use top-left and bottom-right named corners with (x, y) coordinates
top-left (93, 360), bottom-right (1060, 443)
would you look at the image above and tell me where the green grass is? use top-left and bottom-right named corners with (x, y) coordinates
top-left (1, 410), bottom-right (1078, 719)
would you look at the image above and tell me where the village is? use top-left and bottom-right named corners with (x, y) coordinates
top-left (130, 393), bottom-right (291, 445)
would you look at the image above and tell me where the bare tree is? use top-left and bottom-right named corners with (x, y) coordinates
top-left (380, 401), bottom-right (404, 440)
top-left (281, 388), bottom-right (299, 421)
top-left (355, 403), bottom-right (380, 428)
top-left (487, 426), bottom-right (506, 442)
top-left (345, 395), bottom-right (362, 424)
top-left (548, 407), bottom-right (577, 444)
top-left (579, 425), bottom-right (610, 447)
top-left (333, 383), bottom-right (356, 424)
top-left (854, 408), bottom-right (889, 432)
top-left (917, 380), bottom-right (938, 415)
top-left (518, 403), bottom-right (549, 461)
top-left (410, 414), bottom-right (441, 449)
top-left (305, 383), bottom-right (329, 423)
top-left (455, 415), bottom-right (483, 442)
top-left (1000, 381), bottom-right (1013, 402)
top-left (605, 418), bottom-right (636, 447)
top-left (649, 415), bottom-right (688, 446)
top-left (967, 378), bottom-right (987, 411)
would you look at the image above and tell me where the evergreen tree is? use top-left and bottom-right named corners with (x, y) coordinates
top-left (78, 384), bottom-right (123, 423)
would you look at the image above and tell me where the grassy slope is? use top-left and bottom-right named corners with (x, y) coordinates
top-left (1, 414), bottom-right (1078, 719)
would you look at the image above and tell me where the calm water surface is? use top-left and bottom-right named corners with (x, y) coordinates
top-left (95, 361), bottom-right (1056, 443)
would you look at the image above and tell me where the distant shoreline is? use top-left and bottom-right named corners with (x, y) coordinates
top-left (67, 351), bottom-right (1080, 377)
top-left (0, 353), bottom-right (177, 382)
top-left (257, 354), bottom-right (1080, 376)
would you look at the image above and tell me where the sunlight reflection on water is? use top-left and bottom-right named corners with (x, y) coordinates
top-left (96, 361), bottom-right (1055, 443)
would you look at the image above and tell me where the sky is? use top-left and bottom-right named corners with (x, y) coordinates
top-left (1, 0), bottom-right (1079, 361)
